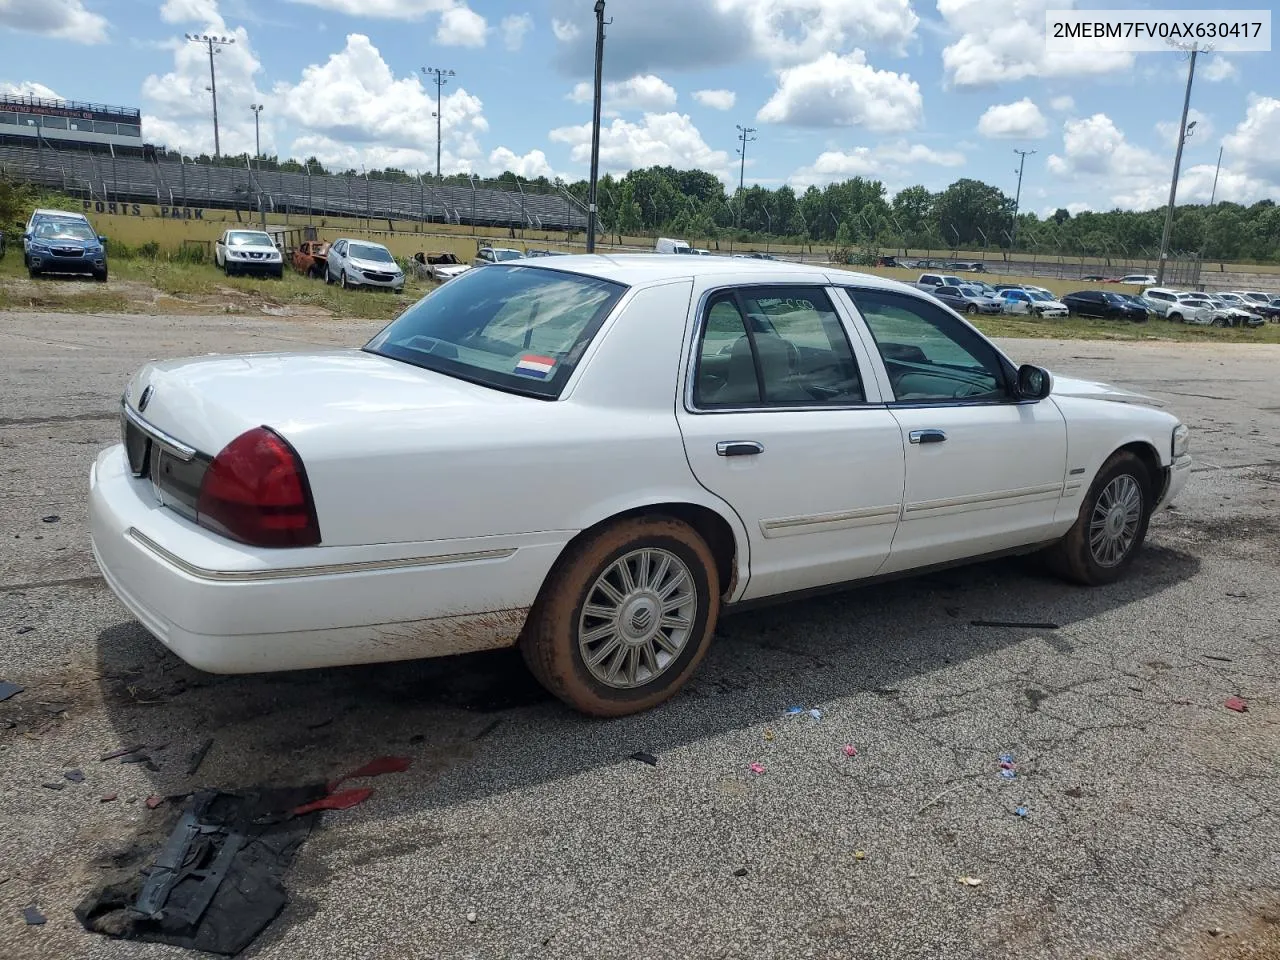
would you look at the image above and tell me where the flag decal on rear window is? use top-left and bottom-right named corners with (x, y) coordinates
top-left (514, 355), bottom-right (556, 379)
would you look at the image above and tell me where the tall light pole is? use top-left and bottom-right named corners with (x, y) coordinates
top-left (586, 0), bottom-right (609, 253)
top-left (1011, 148), bottom-right (1036, 249)
top-left (1208, 144), bottom-right (1223, 205)
top-left (735, 124), bottom-right (757, 195)
top-left (186, 34), bottom-right (235, 159)
top-left (249, 103), bottom-right (263, 167)
top-left (421, 67), bottom-right (455, 179)
top-left (1156, 41), bottom-right (1209, 286)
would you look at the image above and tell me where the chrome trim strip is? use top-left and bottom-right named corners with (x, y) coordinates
top-left (903, 482), bottom-right (1063, 519)
top-left (121, 402), bottom-right (198, 462)
top-left (760, 505), bottom-right (901, 539)
top-left (126, 528), bottom-right (516, 582)
top-left (1068, 467), bottom-right (1087, 476)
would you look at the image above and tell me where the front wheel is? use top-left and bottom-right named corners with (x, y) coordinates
top-left (1044, 451), bottom-right (1152, 586)
top-left (520, 516), bottom-right (721, 717)
top-left (966, 303), bottom-right (978, 315)
top-left (339, 271), bottom-right (350, 289)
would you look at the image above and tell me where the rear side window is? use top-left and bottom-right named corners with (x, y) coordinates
top-left (366, 265), bottom-right (626, 400)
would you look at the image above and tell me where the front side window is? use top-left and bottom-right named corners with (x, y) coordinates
top-left (693, 286), bottom-right (865, 408)
top-left (847, 288), bottom-right (1007, 403)
top-left (366, 264), bottom-right (626, 400)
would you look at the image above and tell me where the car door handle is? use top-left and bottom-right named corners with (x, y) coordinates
top-left (908, 429), bottom-right (947, 445)
top-left (716, 441), bottom-right (764, 457)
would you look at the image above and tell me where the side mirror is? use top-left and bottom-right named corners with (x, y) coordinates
top-left (1017, 364), bottom-right (1052, 401)
top-left (21, 232), bottom-right (30, 241)
top-left (98, 235), bottom-right (108, 244)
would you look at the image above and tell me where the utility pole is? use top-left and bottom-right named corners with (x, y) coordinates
top-left (1011, 148), bottom-right (1035, 249)
top-left (1208, 144), bottom-right (1223, 205)
top-left (421, 67), bottom-right (455, 179)
top-left (735, 124), bottom-right (757, 195)
top-left (1156, 42), bottom-right (1208, 286)
top-left (249, 103), bottom-right (263, 166)
top-left (186, 34), bottom-right (235, 158)
top-left (586, 0), bottom-right (609, 253)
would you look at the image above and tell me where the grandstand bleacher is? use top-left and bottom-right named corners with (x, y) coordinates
top-left (0, 142), bottom-right (591, 233)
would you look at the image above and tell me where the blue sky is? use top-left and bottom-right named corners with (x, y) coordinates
top-left (2, 0), bottom-right (1277, 213)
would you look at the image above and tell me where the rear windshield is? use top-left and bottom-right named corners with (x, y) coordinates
top-left (365, 264), bottom-right (627, 399)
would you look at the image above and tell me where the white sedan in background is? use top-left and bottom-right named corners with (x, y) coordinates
top-left (89, 257), bottom-right (1191, 716)
top-left (999, 288), bottom-right (1069, 318)
top-left (325, 238), bottom-right (404, 292)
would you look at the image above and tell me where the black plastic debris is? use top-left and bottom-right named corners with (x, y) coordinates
top-left (76, 785), bottom-right (326, 957)
top-left (0, 681), bottom-right (24, 702)
top-left (41, 515), bottom-right (60, 524)
top-left (42, 782), bottom-right (66, 791)
top-left (15, 626), bottom-right (34, 635)
top-left (629, 751), bottom-right (658, 767)
top-left (732, 867), bottom-right (748, 877)
top-left (101, 745), bottom-right (145, 762)
top-left (970, 620), bottom-right (1060, 630)
top-left (120, 754), bottom-right (152, 765)
top-left (23, 905), bottom-right (47, 925)
top-left (66, 769), bottom-right (86, 783)
top-left (186, 739), bottom-right (214, 777)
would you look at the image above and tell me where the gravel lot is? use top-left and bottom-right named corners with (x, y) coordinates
top-left (1, 312), bottom-right (1277, 960)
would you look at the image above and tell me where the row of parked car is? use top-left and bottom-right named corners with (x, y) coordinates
top-left (914, 272), bottom-right (1278, 327)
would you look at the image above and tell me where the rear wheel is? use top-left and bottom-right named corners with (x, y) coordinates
top-left (520, 516), bottom-right (720, 717)
top-left (966, 303), bottom-right (978, 315)
top-left (1044, 451), bottom-right (1152, 586)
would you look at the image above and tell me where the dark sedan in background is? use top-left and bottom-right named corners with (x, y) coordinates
top-left (1062, 290), bottom-right (1151, 322)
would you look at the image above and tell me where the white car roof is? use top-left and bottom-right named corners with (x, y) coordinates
top-left (512, 253), bottom-right (909, 292)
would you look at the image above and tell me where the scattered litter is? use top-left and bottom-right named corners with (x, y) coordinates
top-left (1225, 696), bottom-right (1248, 713)
top-left (1209, 926), bottom-right (1224, 937)
top-left (732, 867), bottom-right (748, 877)
top-left (763, 729), bottom-right (774, 741)
top-left (292, 788), bottom-right (373, 816)
top-left (23, 905), bottom-right (46, 925)
top-left (145, 796), bottom-right (164, 810)
top-left (326, 756), bottom-right (411, 793)
top-left (466, 911), bottom-right (478, 924)
top-left (843, 745), bottom-right (857, 757)
top-left (0, 681), bottom-right (24, 702)
top-left (957, 876), bottom-right (983, 887)
top-left (1225, 592), bottom-right (1248, 599)
top-left (916, 782), bottom-right (966, 814)
top-left (854, 850), bottom-right (866, 861)
top-left (100, 745), bottom-right (144, 762)
top-left (1202, 654), bottom-right (1233, 663)
top-left (41, 515), bottom-right (60, 524)
top-left (971, 620), bottom-right (1059, 630)
top-left (808, 708), bottom-right (822, 720)
top-left (629, 751), bottom-right (658, 767)
top-left (998, 754), bottom-right (1017, 779)
top-left (42, 782), bottom-right (65, 791)
top-left (784, 706), bottom-right (822, 721)
top-left (785, 706), bottom-right (804, 716)
top-left (186, 738), bottom-right (214, 777)
top-left (15, 626), bottom-right (34, 635)
top-left (749, 763), bottom-right (766, 775)
top-left (100, 793), bottom-right (117, 803)
top-left (65, 769), bottom-right (85, 783)
top-left (120, 754), bottom-right (152, 765)
top-left (1015, 807), bottom-right (1029, 818)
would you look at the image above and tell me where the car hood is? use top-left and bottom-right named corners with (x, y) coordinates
top-left (1037, 300), bottom-right (1068, 309)
top-left (1049, 374), bottom-right (1163, 408)
top-left (435, 263), bottom-right (470, 275)
top-left (124, 349), bottom-right (532, 457)
top-left (349, 256), bottom-right (401, 272)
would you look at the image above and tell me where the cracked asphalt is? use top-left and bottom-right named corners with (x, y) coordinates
top-left (1, 312), bottom-right (1277, 960)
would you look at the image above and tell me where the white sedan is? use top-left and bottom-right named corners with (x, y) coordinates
top-left (325, 238), bottom-right (404, 292)
top-left (999, 288), bottom-right (1070, 319)
top-left (89, 257), bottom-right (1192, 716)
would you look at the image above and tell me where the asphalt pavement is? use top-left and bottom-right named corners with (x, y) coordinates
top-left (1, 312), bottom-right (1277, 960)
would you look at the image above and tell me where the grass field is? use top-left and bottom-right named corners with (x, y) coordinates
top-left (2, 251), bottom-right (1278, 343)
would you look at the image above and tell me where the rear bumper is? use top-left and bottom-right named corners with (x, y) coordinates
top-left (89, 445), bottom-right (567, 673)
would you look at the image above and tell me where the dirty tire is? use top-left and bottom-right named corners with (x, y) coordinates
top-left (1044, 450), bottom-right (1152, 586)
top-left (966, 303), bottom-right (978, 315)
top-left (520, 515), bottom-right (721, 717)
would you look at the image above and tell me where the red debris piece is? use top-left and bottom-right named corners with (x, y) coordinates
top-left (326, 756), bottom-right (412, 792)
top-left (1225, 696), bottom-right (1248, 713)
top-left (843, 745), bottom-right (857, 757)
top-left (292, 788), bottom-right (374, 816)
top-left (145, 795), bottom-right (164, 809)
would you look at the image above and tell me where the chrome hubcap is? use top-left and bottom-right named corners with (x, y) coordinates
top-left (1089, 474), bottom-right (1143, 567)
top-left (578, 547), bottom-right (697, 689)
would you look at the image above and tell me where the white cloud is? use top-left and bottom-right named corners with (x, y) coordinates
top-left (937, 0), bottom-right (1133, 88)
top-left (717, 0), bottom-right (919, 63)
top-left (977, 98), bottom-right (1048, 139)
top-left (286, 0), bottom-right (453, 19)
top-left (1049, 95), bottom-right (1074, 112)
top-left (159, 0), bottom-right (219, 23)
top-left (1155, 108), bottom-right (1213, 149)
top-left (1202, 56), bottom-right (1239, 83)
top-left (1046, 113), bottom-right (1171, 209)
top-left (549, 112), bottom-right (730, 177)
top-left (0, 80), bottom-right (63, 100)
top-left (435, 4), bottom-right (486, 47)
top-left (1223, 95), bottom-right (1280, 183)
top-left (500, 13), bottom-right (531, 51)
top-left (141, 8), bottom-right (270, 157)
top-left (693, 89), bottom-right (736, 111)
top-left (551, 17), bottom-right (579, 41)
top-left (0, 0), bottom-right (107, 43)
top-left (488, 146), bottom-right (557, 180)
top-left (789, 141), bottom-right (964, 188)
top-left (272, 33), bottom-right (487, 173)
top-left (756, 51), bottom-right (922, 132)
top-left (569, 74), bottom-right (678, 115)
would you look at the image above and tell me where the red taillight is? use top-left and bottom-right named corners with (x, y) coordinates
top-left (196, 426), bottom-right (321, 547)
